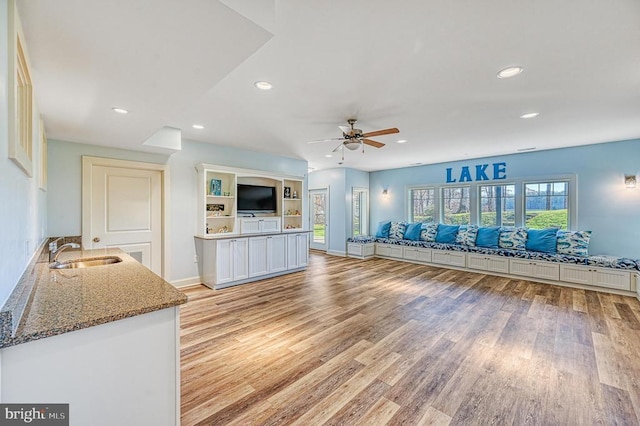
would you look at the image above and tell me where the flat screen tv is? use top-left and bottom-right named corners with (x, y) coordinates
top-left (237, 184), bottom-right (277, 214)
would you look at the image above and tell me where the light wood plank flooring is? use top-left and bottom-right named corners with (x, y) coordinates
top-left (180, 252), bottom-right (640, 425)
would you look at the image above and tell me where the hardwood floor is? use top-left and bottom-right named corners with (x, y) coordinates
top-left (180, 253), bottom-right (640, 425)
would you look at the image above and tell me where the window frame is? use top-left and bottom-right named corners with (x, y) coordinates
top-left (404, 174), bottom-right (577, 229)
top-left (351, 187), bottom-right (369, 237)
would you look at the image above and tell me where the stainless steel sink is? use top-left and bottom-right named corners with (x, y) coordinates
top-left (50, 256), bottom-right (123, 269)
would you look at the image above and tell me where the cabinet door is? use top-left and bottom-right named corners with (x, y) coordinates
top-left (533, 262), bottom-right (559, 280)
top-left (449, 252), bottom-right (466, 267)
top-left (593, 268), bottom-right (631, 290)
top-left (432, 251), bottom-right (450, 265)
top-left (262, 218), bottom-right (281, 233)
top-left (268, 235), bottom-right (287, 273)
top-left (510, 259), bottom-right (534, 277)
top-left (248, 237), bottom-right (269, 277)
top-left (560, 265), bottom-right (593, 285)
top-left (215, 240), bottom-right (234, 284)
top-left (376, 244), bottom-right (390, 256)
top-left (286, 234), bottom-right (299, 269)
top-left (416, 248), bottom-right (432, 263)
top-left (297, 233), bottom-right (309, 267)
top-left (487, 257), bottom-right (509, 274)
top-left (403, 247), bottom-right (418, 261)
top-left (467, 254), bottom-right (488, 271)
top-left (233, 239), bottom-right (249, 280)
top-left (241, 219), bottom-right (261, 234)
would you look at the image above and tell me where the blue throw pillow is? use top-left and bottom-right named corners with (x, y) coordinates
top-left (403, 222), bottom-right (422, 241)
top-left (476, 226), bottom-right (501, 248)
top-left (375, 221), bottom-right (391, 238)
top-left (526, 228), bottom-right (558, 253)
top-left (435, 224), bottom-right (460, 244)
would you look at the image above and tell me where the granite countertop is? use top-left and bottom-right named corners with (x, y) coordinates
top-left (196, 229), bottom-right (312, 240)
top-left (1, 245), bottom-right (187, 348)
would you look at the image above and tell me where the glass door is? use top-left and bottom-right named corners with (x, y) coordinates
top-left (309, 189), bottom-right (328, 251)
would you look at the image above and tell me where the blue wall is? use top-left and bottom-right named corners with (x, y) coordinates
top-left (369, 139), bottom-right (640, 258)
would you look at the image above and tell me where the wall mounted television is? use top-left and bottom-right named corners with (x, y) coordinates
top-left (237, 184), bottom-right (277, 214)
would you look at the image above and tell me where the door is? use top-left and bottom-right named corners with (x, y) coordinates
top-left (309, 188), bottom-right (328, 251)
top-left (83, 157), bottom-right (165, 276)
top-left (249, 236), bottom-right (269, 277)
top-left (268, 235), bottom-right (287, 273)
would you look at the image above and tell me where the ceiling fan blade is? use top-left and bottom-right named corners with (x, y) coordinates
top-left (308, 138), bottom-right (345, 144)
top-left (338, 125), bottom-right (351, 134)
top-left (332, 143), bottom-right (345, 152)
top-left (362, 127), bottom-right (399, 138)
top-left (362, 139), bottom-right (385, 148)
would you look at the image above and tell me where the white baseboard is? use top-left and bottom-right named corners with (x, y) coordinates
top-left (170, 276), bottom-right (202, 288)
top-left (327, 250), bottom-right (346, 257)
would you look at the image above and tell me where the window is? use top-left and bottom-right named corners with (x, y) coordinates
top-left (480, 184), bottom-right (515, 226)
top-left (352, 188), bottom-right (368, 237)
top-left (442, 186), bottom-right (470, 225)
top-left (524, 181), bottom-right (569, 229)
top-left (409, 188), bottom-right (435, 223)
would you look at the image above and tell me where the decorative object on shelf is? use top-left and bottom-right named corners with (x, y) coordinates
top-left (218, 225), bottom-right (229, 233)
top-left (223, 191), bottom-right (231, 196)
top-left (625, 174), bottom-right (636, 188)
top-left (293, 190), bottom-right (298, 199)
top-left (284, 186), bottom-right (291, 198)
top-left (285, 209), bottom-right (292, 215)
top-left (209, 179), bottom-right (222, 196)
top-left (207, 203), bottom-right (224, 212)
top-left (294, 210), bottom-right (300, 215)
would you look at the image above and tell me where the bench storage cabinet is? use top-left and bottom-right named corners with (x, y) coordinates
top-left (559, 264), bottom-right (632, 291)
top-left (467, 254), bottom-right (509, 274)
top-left (509, 259), bottom-right (560, 281)
top-left (347, 242), bottom-right (375, 259)
top-left (432, 250), bottom-right (466, 268)
top-left (403, 247), bottom-right (432, 263)
top-left (376, 243), bottom-right (403, 259)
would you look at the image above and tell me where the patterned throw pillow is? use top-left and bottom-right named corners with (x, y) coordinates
top-left (389, 222), bottom-right (407, 239)
top-left (557, 230), bottom-right (592, 257)
top-left (499, 227), bottom-right (528, 250)
top-left (420, 223), bottom-right (438, 242)
top-left (455, 225), bottom-right (478, 246)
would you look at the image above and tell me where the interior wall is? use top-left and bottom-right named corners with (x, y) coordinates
top-left (369, 139), bottom-right (640, 257)
top-left (308, 168), bottom-right (347, 255)
top-left (47, 138), bottom-right (307, 284)
top-left (0, 0), bottom-right (48, 307)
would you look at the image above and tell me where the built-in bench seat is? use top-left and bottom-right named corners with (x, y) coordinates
top-left (347, 235), bottom-right (640, 296)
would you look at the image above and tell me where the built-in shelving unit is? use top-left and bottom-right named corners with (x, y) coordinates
top-left (200, 169), bottom-right (237, 235)
top-left (282, 178), bottom-right (303, 231)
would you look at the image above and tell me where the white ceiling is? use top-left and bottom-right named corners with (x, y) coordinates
top-left (17, 0), bottom-right (640, 172)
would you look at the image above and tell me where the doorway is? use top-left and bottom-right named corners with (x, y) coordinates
top-left (309, 188), bottom-right (328, 251)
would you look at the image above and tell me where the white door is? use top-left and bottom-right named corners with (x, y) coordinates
top-left (249, 236), bottom-right (269, 277)
top-left (83, 157), bottom-right (164, 276)
top-left (309, 188), bottom-right (328, 251)
top-left (296, 233), bottom-right (309, 267)
top-left (268, 235), bottom-right (287, 273)
top-left (233, 238), bottom-right (250, 280)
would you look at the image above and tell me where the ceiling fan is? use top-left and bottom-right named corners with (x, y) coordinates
top-left (309, 119), bottom-right (399, 158)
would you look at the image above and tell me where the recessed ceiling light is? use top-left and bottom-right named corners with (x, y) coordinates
top-left (409, 162), bottom-right (422, 166)
top-left (520, 112), bottom-right (539, 119)
top-left (396, 139), bottom-right (408, 144)
top-left (307, 167), bottom-right (315, 172)
top-left (497, 66), bottom-right (523, 79)
top-left (325, 154), bottom-right (332, 158)
top-left (517, 147), bottom-right (537, 152)
top-left (192, 124), bottom-right (204, 130)
top-left (112, 107), bottom-right (129, 114)
top-left (254, 81), bottom-right (273, 90)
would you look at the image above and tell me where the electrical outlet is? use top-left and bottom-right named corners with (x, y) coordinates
top-left (193, 254), bottom-right (199, 263)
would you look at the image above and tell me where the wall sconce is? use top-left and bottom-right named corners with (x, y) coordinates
top-left (625, 174), bottom-right (636, 188)
top-left (382, 189), bottom-right (388, 198)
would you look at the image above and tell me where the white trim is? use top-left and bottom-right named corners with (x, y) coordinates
top-left (81, 156), bottom-right (170, 279)
top-left (326, 250), bottom-right (346, 257)
top-left (309, 187), bottom-right (329, 252)
top-left (197, 163), bottom-right (304, 181)
top-left (170, 276), bottom-right (202, 288)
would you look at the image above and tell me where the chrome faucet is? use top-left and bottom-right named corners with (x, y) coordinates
top-left (50, 243), bottom-right (80, 263)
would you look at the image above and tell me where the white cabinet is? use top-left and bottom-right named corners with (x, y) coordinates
top-left (283, 179), bottom-right (304, 231)
top-left (347, 242), bottom-right (375, 259)
top-left (241, 217), bottom-right (281, 234)
top-left (197, 166), bottom-right (237, 236)
top-left (431, 250), bottom-right (466, 268)
top-left (403, 247), bottom-right (432, 263)
top-left (249, 235), bottom-right (287, 277)
top-left (510, 259), bottom-right (559, 281)
top-left (467, 254), bottom-right (509, 274)
top-left (559, 264), bottom-right (632, 291)
top-left (376, 243), bottom-right (403, 259)
top-left (287, 233), bottom-right (309, 269)
top-left (200, 238), bottom-right (249, 287)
